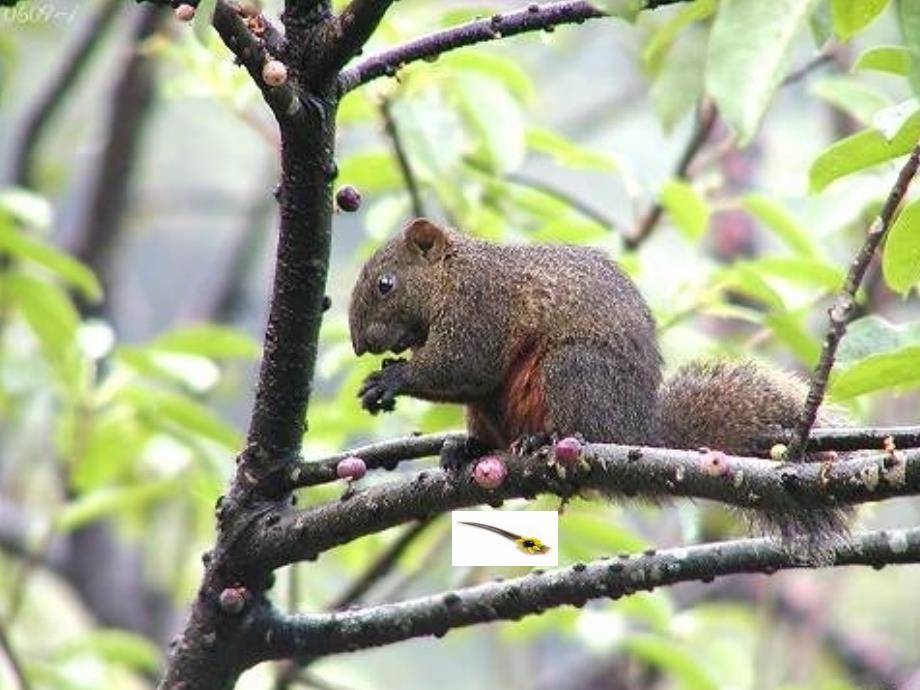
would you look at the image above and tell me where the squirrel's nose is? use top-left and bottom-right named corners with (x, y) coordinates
top-left (352, 334), bottom-right (367, 356)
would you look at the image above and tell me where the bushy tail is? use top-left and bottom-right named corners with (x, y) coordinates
top-left (658, 360), bottom-right (852, 563)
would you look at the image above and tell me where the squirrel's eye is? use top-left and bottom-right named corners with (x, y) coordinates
top-left (377, 274), bottom-right (396, 296)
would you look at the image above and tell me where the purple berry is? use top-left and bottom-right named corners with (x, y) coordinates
top-left (472, 455), bottom-right (507, 489)
top-left (336, 185), bottom-right (362, 212)
top-left (554, 436), bottom-right (582, 465)
top-left (175, 4), bottom-right (196, 21)
top-left (218, 587), bottom-right (246, 615)
top-left (336, 456), bottom-right (367, 481)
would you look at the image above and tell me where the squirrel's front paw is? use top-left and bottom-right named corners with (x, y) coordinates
top-left (358, 364), bottom-right (405, 414)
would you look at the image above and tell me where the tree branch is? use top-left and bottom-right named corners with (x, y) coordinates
top-left (322, 0), bottom-right (396, 78)
top-left (258, 444), bottom-right (920, 569)
top-left (338, 0), bottom-right (689, 94)
top-left (625, 98), bottom-right (717, 250)
top-left (252, 527), bottom-right (920, 661)
top-left (213, 0), bottom-right (305, 124)
top-left (786, 143), bottom-right (920, 461)
top-left (291, 432), bottom-right (463, 487)
top-left (289, 426), bottom-right (920, 490)
top-left (758, 426), bottom-right (920, 453)
top-left (380, 97), bottom-right (426, 218)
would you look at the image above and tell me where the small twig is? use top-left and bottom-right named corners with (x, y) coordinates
top-left (0, 621), bottom-right (30, 690)
top-left (379, 98), bottom-right (426, 217)
top-left (504, 171), bottom-right (621, 231)
top-left (759, 426), bottom-right (920, 453)
top-left (338, 0), bottom-right (691, 94)
top-left (212, 0), bottom-right (303, 124)
top-left (288, 432), bottom-right (463, 488)
top-left (322, 0), bottom-right (397, 78)
top-left (373, 525), bottom-right (451, 602)
top-left (329, 518), bottom-right (434, 609)
top-left (786, 143), bottom-right (920, 461)
top-left (780, 49), bottom-right (836, 88)
top-left (625, 99), bottom-right (718, 250)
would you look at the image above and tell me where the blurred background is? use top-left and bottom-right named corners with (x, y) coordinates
top-left (1, 0), bottom-right (919, 688)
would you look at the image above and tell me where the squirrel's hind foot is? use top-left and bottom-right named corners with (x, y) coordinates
top-left (440, 436), bottom-right (494, 473)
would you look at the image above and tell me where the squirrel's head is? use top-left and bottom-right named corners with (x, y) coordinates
top-left (349, 218), bottom-right (451, 356)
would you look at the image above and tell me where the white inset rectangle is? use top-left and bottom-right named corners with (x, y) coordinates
top-left (451, 510), bottom-right (559, 567)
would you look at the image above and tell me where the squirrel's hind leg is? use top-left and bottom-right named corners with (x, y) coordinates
top-left (541, 344), bottom-right (659, 444)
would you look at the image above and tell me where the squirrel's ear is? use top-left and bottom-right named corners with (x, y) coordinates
top-left (403, 218), bottom-right (448, 261)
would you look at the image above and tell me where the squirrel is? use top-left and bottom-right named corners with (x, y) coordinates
top-left (348, 218), bottom-right (851, 555)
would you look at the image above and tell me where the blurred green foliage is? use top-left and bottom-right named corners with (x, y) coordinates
top-left (2, 1), bottom-right (920, 689)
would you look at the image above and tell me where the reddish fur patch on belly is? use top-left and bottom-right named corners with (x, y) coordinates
top-left (466, 404), bottom-right (507, 449)
top-left (501, 346), bottom-right (548, 443)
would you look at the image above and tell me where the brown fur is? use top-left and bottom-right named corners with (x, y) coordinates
top-left (349, 219), bottom-right (852, 554)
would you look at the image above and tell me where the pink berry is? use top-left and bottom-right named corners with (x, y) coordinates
top-left (472, 455), bottom-right (507, 489)
top-left (262, 60), bottom-right (288, 87)
top-left (175, 4), bottom-right (196, 21)
top-left (554, 436), bottom-right (582, 465)
top-left (336, 456), bottom-right (367, 481)
top-left (699, 450), bottom-right (730, 477)
top-left (218, 587), bottom-right (246, 614)
top-left (336, 185), bottom-right (362, 212)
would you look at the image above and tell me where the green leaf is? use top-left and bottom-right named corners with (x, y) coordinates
top-left (831, 345), bottom-right (920, 398)
top-left (561, 512), bottom-right (648, 555)
top-left (339, 151), bottom-right (402, 192)
top-left (883, 196), bottom-right (920, 293)
top-left (56, 479), bottom-right (181, 531)
top-left (525, 128), bottom-right (618, 171)
top-left (650, 30), bottom-right (707, 133)
top-left (706, 0), bottom-right (819, 145)
top-left (440, 51), bottom-right (534, 103)
top-left (643, 0), bottom-right (717, 71)
top-left (613, 592), bottom-right (674, 634)
top-left (453, 73), bottom-right (525, 174)
top-left (622, 634), bottom-right (719, 690)
top-left (900, 0), bottom-right (920, 95)
top-left (811, 77), bottom-right (893, 124)
top-left (660, 179), bottom-right (710, 240)
top-left (120, 384), bottom-right (241, 448)
top-left (718, 264), bottom-right (786, 310)
top-left (150, 324), bottom-right (259, 358)
top-left (810, 1), bottom-right (834, 46)
top-left (72, 407), bottom-right (150, 491)
top-left (831, 0), bottom-right (890, 39)
top-left (53, 629), bottom-right (161, 673)
top-left (744, 256), bottom-right (844, 290)
top-left (193, 0), bottom-right (218, 44)
top-left (873, 98), bottom-right (920, 140)
top-left (809, 106), bottom-right (920, 191)
top-left (0, 187), bottom-right (52, 228)
top-left (2, 272), bottom-right (80, 379)
top-left (836, 314), bottom-right (920, 363)
top-left (766, 310), bottom-right (821, 365)
top-left (595, 0), bottom-right (643, 22)
top-left (0, 224), bottom-right (102, 300)
top-left (742, 193), bottom-right (818, 257)
top-left (854, 45), bottom-right (912, 75)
